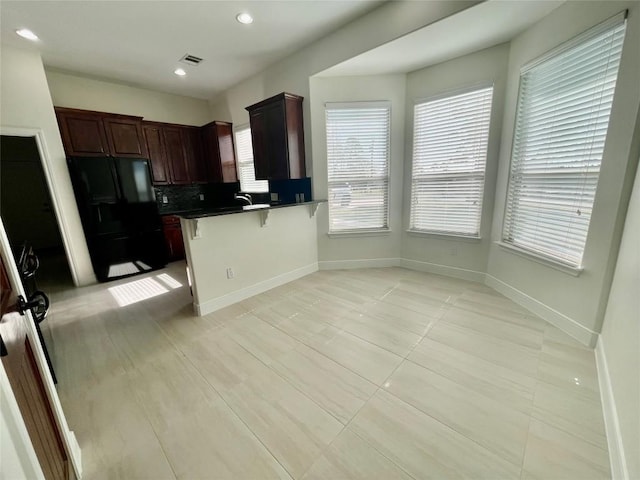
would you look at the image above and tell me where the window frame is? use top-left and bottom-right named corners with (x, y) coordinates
top-left (325, 101), bottom-right (391, 235)
top-left (408, 84), bottom-right (494, 238)
top-left (233, 123), bottom-right (269, 193)
top-left (501, 12), bottom-right (627, 270)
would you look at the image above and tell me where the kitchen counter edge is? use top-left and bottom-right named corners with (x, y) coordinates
top-left (177, 200), bottom-right (327, 220)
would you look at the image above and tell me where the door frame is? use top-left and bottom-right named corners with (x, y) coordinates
top-left (0, 125), bottom-right (85, 286)
top-left (0, 219), bottom-right (82, 478)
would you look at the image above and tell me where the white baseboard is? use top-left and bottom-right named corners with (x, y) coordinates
top-left (595, 337), bottom-right (629, 480)
top-left (318, 258), bottom-right (401, 270)
top-left (484, 274), bottom-right (598, 347)
top-left (401, 258), bottom-right (486, 283)
top-left (196, 263), bottom-right (318, 316)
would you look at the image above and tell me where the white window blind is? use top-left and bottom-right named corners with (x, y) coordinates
top-left (503, 13), bottom-right (626, 267)
top-left (326, 103), bottom-right (390, 232)
top-left (234, 126), bottom-right (268, 193)
top-left (410, 86), bottom-right (493, 236)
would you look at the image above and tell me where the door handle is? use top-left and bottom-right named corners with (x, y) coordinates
top-left (17, 292), bottom-right (50, 323)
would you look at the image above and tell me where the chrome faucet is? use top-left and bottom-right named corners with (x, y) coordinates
top-left (234, 193), bottom-right (252, 205)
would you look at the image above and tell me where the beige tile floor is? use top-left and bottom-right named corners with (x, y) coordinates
top-left (43, 262), bottom-right (611, 479)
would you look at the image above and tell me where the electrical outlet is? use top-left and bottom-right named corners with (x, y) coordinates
top-left (199, 194), bottom-right (204, 201)
top-left (226, 267), bottom-right (234, 279)
top-left (162, 195), bottom-right (169, 204)
top-left (270, 193), bottom-right (279, 202)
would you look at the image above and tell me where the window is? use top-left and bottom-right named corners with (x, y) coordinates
top-left (409, 86), bottom-right (493, 237)
top-left (503, 13), bottom-right (626, 267)
top-left (234, 125), bottom-right (268, 193)
top-left (326, 102), bottom-right (390, 233)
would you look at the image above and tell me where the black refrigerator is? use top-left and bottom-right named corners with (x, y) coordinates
top-left (68, 156), bottom-right (168, 282)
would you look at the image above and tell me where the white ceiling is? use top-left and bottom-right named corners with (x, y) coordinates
top-left (319, 0), bottom-right (564, 76)
top-left (1, 1), bottom-right (565, 101)
top-left (0, 0), bottom-right (384, 99)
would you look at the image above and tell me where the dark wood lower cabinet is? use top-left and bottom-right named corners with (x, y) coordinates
top-left (162, 216), bottom-right (185, 261)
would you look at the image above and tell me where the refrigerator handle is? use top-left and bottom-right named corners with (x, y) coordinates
top-left (110, 158), bottom-right (125, 202)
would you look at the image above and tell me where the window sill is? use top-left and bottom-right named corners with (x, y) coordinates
top-left (328, 229), bottom-right (391, 238)
top-left (495, 241), bottom-right (583, 277)
top-left (406, 229), bottom-right (482, 242)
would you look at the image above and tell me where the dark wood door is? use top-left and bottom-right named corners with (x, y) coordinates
top-left (163, 127), bottom-right (190, 184)
top-left (0, 256), bottom-right (68, 480)
top-left (56, 110), bottom-right (109, 157)
top-left (103, 117), bottom-right (148, 158)
top-left (183, 127), bottom-right (207, 184)
top-left (143, 124), bottom-right (170, 185)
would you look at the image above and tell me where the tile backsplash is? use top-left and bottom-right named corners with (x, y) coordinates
top-left (155, 182), bottom-right (240, 214)
top-left (268, 177), bottom-right (312, 204)
top-left (155, 177), bottom-right (313, 215)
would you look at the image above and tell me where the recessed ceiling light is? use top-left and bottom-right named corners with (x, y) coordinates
top-left (16, 28), bottom-right (38, 41)
top-left (236, 12), bottom-right (253, 24)
top-left (174, 68), bottom-right (186, 76)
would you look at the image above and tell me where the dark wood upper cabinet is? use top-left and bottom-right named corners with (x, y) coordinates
top-left (162, 126), bottom-right (190, 185)
top-left (103, 117), bottom-right (148, 158)
top-left (246, 92), bottom-right (306, 180)
top-left (55, 107), bottom-right (145, 158)
top-left (142, 124), bottom-right (170, 185)
top-left (201, 121), bottom-right (238, 183)
top-left (144, 122), bottom-right (212, 186)
top-left (184, 127), bottom-right (208, 184)
top-left (55, 109), bottom-right (110, 156)
top-left (57, 107), bottom-right (238, 187)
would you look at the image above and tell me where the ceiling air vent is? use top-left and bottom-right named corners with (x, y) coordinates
top-left (179, 54), bottom-right (204, 66)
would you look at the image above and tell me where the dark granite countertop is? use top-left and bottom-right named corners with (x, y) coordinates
top-left (177, 200), bottom-right (326, 220)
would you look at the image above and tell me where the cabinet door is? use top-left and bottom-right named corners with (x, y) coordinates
top-left (201, 125), bottom-right (222, 183)
top-left (143, 124), bottom-right (170, 185)
top-left (249, 111), bottom-right (269, 180)
top-left (265, 102), bottom-right (288, 180)
top-left (162, 219), bottom-right (185, 261)
top-left (103, 117), bottom-right (148, 158)
top-left (216, 123), bottom-right (238, 183)
top-left (163, 127), bottom-right (190, 184)
top-left (184, 127), bottom-right (207, 184)
top-left (56, 110), bottom-right (110, 156)
top-left (284, 97), bottom-right (306, 179)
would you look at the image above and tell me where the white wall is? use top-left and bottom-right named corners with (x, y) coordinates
top-left (46, 69), bottom-right (212, 125)
top-left (401, 43), bottom-right (509, 280)
top-left (487, 1), bottom-right (640, 346)
top-left (182, 205), bottom-right (319, 315)
top-left (0, 45), bottom-right (95, 286)
top-left (600, 157), bottom-right (640, 480)
top-left (309, 74), bottom-right (406, 267)
top-left (208, 0), bottom-right (478, 169)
